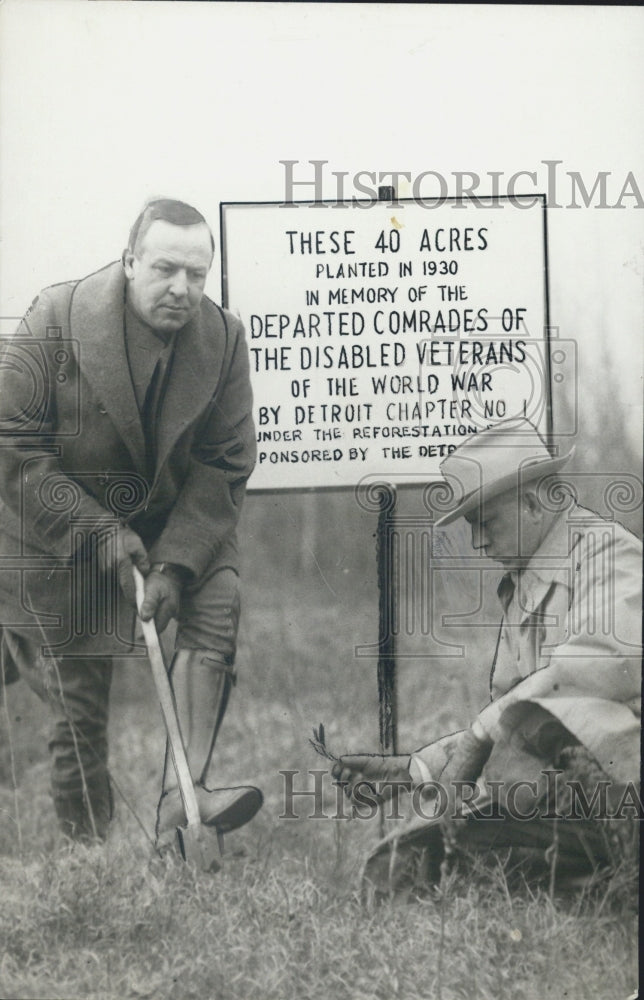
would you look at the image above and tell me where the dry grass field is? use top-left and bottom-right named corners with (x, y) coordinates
top-left (0, 493), bottom-right (639, 1000)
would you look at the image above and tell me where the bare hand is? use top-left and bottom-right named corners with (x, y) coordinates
top-left (114, 526), bottom-right (150, 574)
top-left (139, 569), bottom-right (181, 633)
top-left (97, 525), bottom-right (149, 607)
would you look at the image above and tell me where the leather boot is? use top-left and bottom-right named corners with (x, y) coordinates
top-left (155, 649), bottom-right (262, 844)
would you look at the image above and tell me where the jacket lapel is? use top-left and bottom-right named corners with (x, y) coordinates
top-left (69, 262), bottom-right (147, 473)
top-left (518, 575), bottom-right (556, 622)
top-left (70, 267), bottom-right (226, 478)
top-left (517, 511), bottom-right (580, 623)
top-left (154, 299), bottom-right (225, 473)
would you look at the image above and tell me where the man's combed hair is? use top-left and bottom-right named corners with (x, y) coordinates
top-left (127, 198), bottom-right (215, 255)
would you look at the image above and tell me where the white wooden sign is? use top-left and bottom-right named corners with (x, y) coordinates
top-left (221, 196), bottom-right (549, 490)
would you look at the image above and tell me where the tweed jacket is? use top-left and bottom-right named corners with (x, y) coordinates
top-left (0, 261), bottom-right (256, 654)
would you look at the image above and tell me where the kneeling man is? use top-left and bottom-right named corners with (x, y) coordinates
top-left (333, 419), bottom-right (641, 891)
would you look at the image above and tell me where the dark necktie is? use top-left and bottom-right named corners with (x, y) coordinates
top-left (142, 346), bottom-right (174, 476)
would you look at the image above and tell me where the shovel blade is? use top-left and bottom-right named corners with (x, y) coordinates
top-left (176, 824), bottom-right (223, 874)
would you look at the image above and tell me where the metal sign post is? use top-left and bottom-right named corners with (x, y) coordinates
top-left (376, 483), bottom-right (398, 755)
top-left (375, 186), bottom-right (398, 757)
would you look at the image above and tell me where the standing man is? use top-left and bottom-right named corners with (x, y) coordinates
top-left (0, 198), bottom-right (263, 846)
top-left (333, 419), bottom-right (641, 891)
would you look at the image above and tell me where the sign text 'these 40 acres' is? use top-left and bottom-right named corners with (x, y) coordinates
top-left (221, 197), bottom-right (548, 490)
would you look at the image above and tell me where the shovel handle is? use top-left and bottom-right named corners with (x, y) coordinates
top-left (133, 566), bottom-right (201, 830)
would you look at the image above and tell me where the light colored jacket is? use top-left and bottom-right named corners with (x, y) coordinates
top-left (413, 505), bottom-right (642, 785)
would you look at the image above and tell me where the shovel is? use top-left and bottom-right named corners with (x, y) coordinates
top-left (133, 566), bottom-right (222, 873)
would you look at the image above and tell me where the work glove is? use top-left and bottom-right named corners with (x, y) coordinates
top-left (442, 726), bottom-right (493, 786)
top-left (331, 754), bottom-right (412, 803)
top-left (96, 524), bottom-right (150, 608)
top-left (440, 725), bottom-right (493, 822)
top-left (139, 565), bottom-right (183, 634)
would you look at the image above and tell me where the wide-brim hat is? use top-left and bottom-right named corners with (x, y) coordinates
top-left (434, 418), bottom-right (574, 527)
